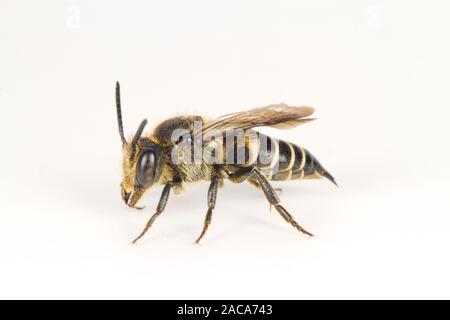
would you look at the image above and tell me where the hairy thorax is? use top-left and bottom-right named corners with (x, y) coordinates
top-left (151, 115), bottom-right (216, 184)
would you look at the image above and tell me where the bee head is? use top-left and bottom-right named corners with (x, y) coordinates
top-left (115, 82), bottom-right (163, 207)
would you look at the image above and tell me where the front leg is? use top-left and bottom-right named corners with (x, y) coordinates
top-left (132, 182), bottom-right (173, 244)
top-left (195, 174), bottom-right (222, 244)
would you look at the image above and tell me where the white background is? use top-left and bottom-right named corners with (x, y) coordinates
top-left (1, 0), bottom-right (449, 299)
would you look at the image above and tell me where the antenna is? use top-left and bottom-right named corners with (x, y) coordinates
top-left (116, 81), bottom-right (127, 144)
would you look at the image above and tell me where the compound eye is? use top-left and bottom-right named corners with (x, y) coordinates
top-left (136, 151), bottom-right (156, 188)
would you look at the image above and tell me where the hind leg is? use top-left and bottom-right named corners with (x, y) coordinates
top-left (251, 168), bottom-right (313, 237)
top-left (229, 167), bottom-right (312, 236)
top-left (229, 168), bottom-right (282, 192)
top-left (248, 178), bottom-right (282, 211)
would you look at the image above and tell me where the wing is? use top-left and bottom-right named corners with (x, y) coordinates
top-left (202, 103), bottom-right (315, 139)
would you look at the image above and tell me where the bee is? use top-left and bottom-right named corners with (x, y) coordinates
top-left (115, 82), bottom-right (337, 244)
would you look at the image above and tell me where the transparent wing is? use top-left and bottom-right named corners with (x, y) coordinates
top-left (202, 103), bottom-right (315, 139)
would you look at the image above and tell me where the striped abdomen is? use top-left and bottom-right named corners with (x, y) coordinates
top-left (252, 133), bottom-right (337, 185)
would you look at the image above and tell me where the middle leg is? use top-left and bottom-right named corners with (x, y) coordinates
top-left (195, 174), bottom-right (222, 244)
